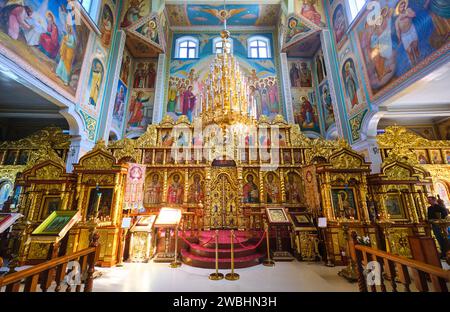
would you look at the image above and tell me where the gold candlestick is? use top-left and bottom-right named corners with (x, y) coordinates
top-left (209, 230), bottom-right (224, 280)
top-left (225, 230), bottom-right (240, 281)
top-left (170, 226), bottom-right (182, 268)
top-left (263, 223), bottom-right (275, 266)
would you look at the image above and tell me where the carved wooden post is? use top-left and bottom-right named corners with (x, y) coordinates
top-left (84, 232), bottom-right (100, 292)
top-left (351, 232), bottom-right (368, 292)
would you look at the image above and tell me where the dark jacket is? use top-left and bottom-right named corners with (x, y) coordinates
top-left (427, 204), bottom-right (449, 220)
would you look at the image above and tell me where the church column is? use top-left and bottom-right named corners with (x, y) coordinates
top-left (320, 29), bottom-right (347, 139)
top-left (99, 30), bottom-right (127, 143)
top-left (280, 53), bottom-right (294, 123)
top-left (66, 135), bottom-right (94, 173)
top-left (152, 53), bottom-right (167, 124)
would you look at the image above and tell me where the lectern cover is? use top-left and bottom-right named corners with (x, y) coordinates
top-left (154, 208), bottom-right (182, 228)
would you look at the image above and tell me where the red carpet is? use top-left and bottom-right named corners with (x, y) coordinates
top-left (180, 230), bottom-right (265, 269)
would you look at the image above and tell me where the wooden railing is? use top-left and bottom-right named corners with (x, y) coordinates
top-left (0, 234), bottom-right (100, 292)
top-left (349, 232), bottom-right (449, 292)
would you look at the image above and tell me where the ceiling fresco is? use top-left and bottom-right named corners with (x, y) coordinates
top-left (284, 31), bottom-right (321, 58)
top-left (166, 4), bottom-right (280, 27)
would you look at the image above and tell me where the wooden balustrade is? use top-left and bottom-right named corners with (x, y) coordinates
top-left (0, 233), bottom-right (100, 292)
top-left (349, 232), bottom-right (449, 292)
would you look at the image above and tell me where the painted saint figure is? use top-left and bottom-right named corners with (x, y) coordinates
top-left (395, 0), bottom-right (420, 66)
top-left (301, 0), bottom-right (323, 26)
top-left (56, 26), bottom-right (76, 86)
top-left (370, 7), bottom-right (394, 80)
top-left (285, 173), bottom-right (301, 204)
top-left (39, 12), bottom-right (59, 59)
top-left (89, 61), bottom-right (104, 107)
top-left (188, 175), bottom-right (204, 203)
top-left (0, 4), bottom-right (33, 40)
top-left (290, 63), bottom-right (301, 87)
top-left (243, 174), bottom-right (259, 204)
top-left (182, 86), bottom-right (196, 122)
top-left (343, 60), bottom-right (359, 108)
top-left (144, 174), bottom-right (162, 205)
top-left (299, 62), bottom-right (312, 87)
top-left (168, 174), bottom-right (183, 204)
top-left (121, 0), bottom-right (145, 28)
top-left (265, 173), bottom-right (280, 204)
top-left (101, 5), bottom-right (113, 47)
top-left (128, 91), bottom-right (150, 128)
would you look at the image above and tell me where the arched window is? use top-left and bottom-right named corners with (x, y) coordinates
top-left (247, 36), bottom-right (271, 59)
top-left (175, 36), bottom-right (199, 59)
top-left (213, 37), bottom-right (233, 54)
top-left (347, 0), bottom-right (366, 23)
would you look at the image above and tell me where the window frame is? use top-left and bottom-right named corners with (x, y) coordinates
top-left (247, 36), bottom-right (271, 59)
top-left (174, 36), bottom-right (200, 59)
top-left (213, 37), bottom-right (233, 54)
top-left (346, 0), bottom-right (367, 24)
top-left (73, 0), bottom-right (101, 34)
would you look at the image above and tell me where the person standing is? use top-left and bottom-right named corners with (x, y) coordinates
top-left (427, 196), bottom-right (449, 258)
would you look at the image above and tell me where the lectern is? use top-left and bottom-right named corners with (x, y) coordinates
top-left (153, 208), bottom-right (182, 263)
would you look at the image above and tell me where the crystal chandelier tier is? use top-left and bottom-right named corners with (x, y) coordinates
top-left (200, 30), bottom-right (256, 128)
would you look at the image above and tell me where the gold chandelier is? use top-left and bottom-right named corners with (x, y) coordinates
top-left (200, 30), bottom-right (256, 128)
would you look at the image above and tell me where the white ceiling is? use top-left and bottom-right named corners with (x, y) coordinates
top-left (380, 61), bottom-right (450, 109)
top-left (0, 70), bottom-right (62, 118)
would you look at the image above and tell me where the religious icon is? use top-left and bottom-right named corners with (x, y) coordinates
top-left (445, 150), bottom-right (450, 164)
top-left (285, 172), bottom-right (301, 204)
top-left (42, 215), bottom-right (71, 234)
top-left (331, 188), bottom-right (358, 220)
top-left (243, 174), bottom-right (259, 204)
top-left (188, 174), bottom-right (204, 203)
top-left (143, 150), bottom-right (153, 164)
top-left (0, 181), bottom-right (13, 207)
top-left (384, 194), bottom-right (405, 219)
top-left (299, 62), bottom-right (312, 87)
top-left (265, 173), bottom-right (280, 204)
top-left (120, 55), bottom-right (131, 84)
top-left (88, 59), bottom-right (104, 107)
top-left (266, 208), bottom-right (290, 224)
top-left (415, 150), bottom-right (429, 164)
top-left (342, 58), bottom-right (360, 109)
top-left (100, 4), bottom-right (114, 48)
top-left (40, 196), bottom-right (61, 220)
top-left (4, 151), bottom-right (17, 165)
top-left (332, 4), bottom-right (346, 45)
top-left (155, 150), bottom-right (164, 164)
top-left (144, 174), bottom-right (162, 205)
top-left (167, 174), bottom-right (183, 204)
top-left (161, 130), bottom-right (174, 146)
top-left (87, 187), bottom-right (114, 220)
top-left (17, 150), bottom-right (29, 165)
top-left (300, 0), bottom-right (325, 27)
top-left (429, 150), bottom-right (443, 164)
top-left (283, 150), bottom-right (292, 164)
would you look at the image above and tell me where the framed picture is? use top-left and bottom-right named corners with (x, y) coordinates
top-left (17, 150), bottom-right (29, 165)
top-left (283, 150), bottom-right (292, 164)
top-left (384, 193), bottom-right (405, 219)
top-left (445, 150), bottom-right (450, 164)
top-left (143, 150), bottom-right (153, 164)
top-left (40, 196), bottom-right (62, 220)
top-left (32, 211), bottom-right (80, 237)
top-left (331, 187), bottom-right (358, 220)
top-left (415, 150), bottom-right (429, 164)
top-left (4, 150), bottom-right (17, 165)
top-left (266, 207), bottom-right (290, 224)
top-left (87, 187), bottom-right (114, 220)
top-left (429, 150), bottom-right (443, 164)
